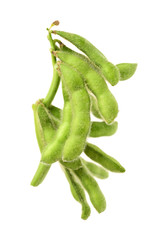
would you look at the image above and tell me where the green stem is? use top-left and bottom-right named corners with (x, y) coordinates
top-left (43, 32), bottom-right (60, 107)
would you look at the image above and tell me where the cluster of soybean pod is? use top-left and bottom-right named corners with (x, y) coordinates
top-left (31, 21), bottom-right (137, 220)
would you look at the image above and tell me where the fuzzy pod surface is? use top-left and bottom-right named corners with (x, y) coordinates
top-left (54, 30), bottom-right (120, 85)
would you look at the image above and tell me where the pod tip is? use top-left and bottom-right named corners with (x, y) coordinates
top-left (120, 167), bottom-right (126, 173)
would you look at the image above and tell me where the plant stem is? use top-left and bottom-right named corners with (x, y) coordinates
top-left (43, 32), bottom-right (60, 107)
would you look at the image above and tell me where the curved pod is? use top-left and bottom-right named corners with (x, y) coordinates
top-left (60, 62), bottom-right (91, 161)
top-left (55, 50), bottom-right (118, 124)
top-left (84, 142), bottom-right (125, 173)
top-left (54, 30), bottom-right (120, 85)
top-left (41, 84), bottom-right (72, 164)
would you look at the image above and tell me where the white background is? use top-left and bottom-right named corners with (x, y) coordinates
top-left (0, 0), bottom-right (161, 239)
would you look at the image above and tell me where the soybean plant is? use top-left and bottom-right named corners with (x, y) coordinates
top-left (31, 20), bottom-right (137, 220)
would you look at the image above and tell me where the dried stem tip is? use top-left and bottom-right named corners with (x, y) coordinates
top-left (49, 21), bottom-right (59, 30)
top-left (52, 30), bottom-right (56, 34)
top-left (52, 20), bottom-right (59, 26)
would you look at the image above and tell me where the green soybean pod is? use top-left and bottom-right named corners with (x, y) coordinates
top-left (47, 105), bottom-right (62, 130)
top-left (58, 45), bottom-right (118, 122)
top-left (74, 165), bottom-right (106, 213)
top-left (33, 102), bottom-right (58, 146)
top-left (90, 121), bottom-right (118, 137)
top-left (37, 103), bottom-right (58, 143)
top-left (84, 142), bottom-right (125, 173)
top-left (90, 94), bottom-right (102, 119)
top-left (59, 158), bottom-right (82, 170)
top-left (59, 62), bottom-right (91, 161)
top-left (81, 158), bottom-right (109, 179)
top-left (48, 104), bottom-right (117, 138)
top-left (48, 105), bottom-right (62, 120)
top-left (55, 49), bottom-right (118, 124)
top-left (31, 102), bottom-right (57, 186)
top-left (32, 102), bottom-right (82, 187)
top-left (32, 103), bottom-right (46, 151)
top-left (41, 83), bottom-right (72, 164)
top-left (53, 30), bottom-right (120, 86)
top-left (46, 107), bottom-right (82, 169)
top-left (116, 63), bottom-right (137, 81)
top-left (61, 165), bottom-right (91, 220)
top-left (31, 162), bottom-right (51, 186)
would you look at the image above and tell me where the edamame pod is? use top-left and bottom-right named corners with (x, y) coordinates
top-left (54, 49), bottom-right (118, 124)
top-left (32, 103), bottom-right (46, 151)
top-left (53, 30), bottom-right (120, 85)
top-left (59, 62), bottom-right (91, 161)
top-left (32, 102), bottom-right (57, 150)
top-left (37, 103), bottom-right (58, 143)
top-left (41, 83), bottom-right (72, 164)
top-left (74, 166), bottom-right (106, 213)
top-left (60, 158), bottom-right (82, 170)
top-left (49, 104), bottom-right (118, 138)
top-left (32, 101), bottom-right (82, 188)
top-left (84, 142), bottom-right (125, 173)
top-left (116, 63), bottom-right (137, 81)
top-left (90, 121), bottom-right (118, 137)
top-left (90, 94), bottom-right (102, 119)
top-left (31, 162), bottom-right (51, 186)
top-left (48, 105), bottom-right (62, 120)
top-left (81, 158), bottom-right (109, 179)
top-left (47, 106), bottom-right (62, 129)
top-left (31, 101), bottom-right (57, 186)
top-left (61, 165), bottom-right (91, 220)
